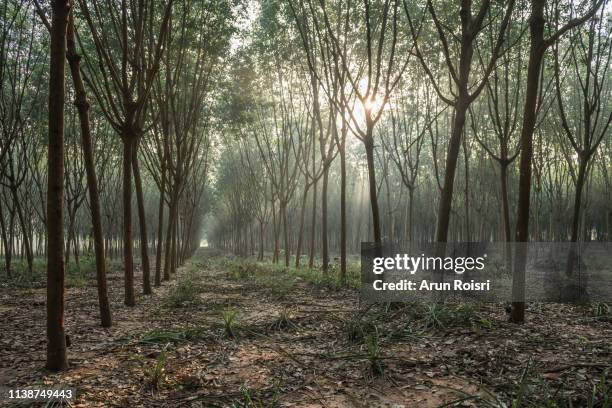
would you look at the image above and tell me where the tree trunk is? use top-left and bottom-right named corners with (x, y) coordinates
top-left (122, 136), bottom-right (136, 306)
top-left (565, 158), bottom-right (588, 276)
top-left (308, 178), bottom-right (317, 268)
top-left (321, 164), bottom-right (330, 272)
top-left (258, 220), bottom-right (264, 261)
top-left (435, 99), bottom-right (469, 244)
top-left (500, 163), bottom-right (513, 272)
top-left (511, 0), bottom-right (546, 323)
top-left (272, 200), bottom-right (279, 263)
top-left (295, 184), bottom-right (309, 268)
top-left (13, 195), bottom-right (33, 274)
top-left (163, 191), bottom-right (176, 281)
top-left (154, 162), bottom-right (166, 286)
top-left (339, 139), bottom-right (347, 284)
top-left (500, 164), bottom-right (512, 242)
top-left (0, 202), bottom-right (11, 278)
top-left (282, 201), bottom-right (290, 267)
top-left (46, 0), bottom-right (70, 372)
top-left (132, 145), bottom-right (151, 295)
top-left (364, 127), bottom-right (382, 245)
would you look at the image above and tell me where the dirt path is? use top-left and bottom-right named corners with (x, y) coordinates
top-left (0, 249), bottom-right (610, 407)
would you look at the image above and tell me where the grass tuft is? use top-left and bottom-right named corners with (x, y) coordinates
top-left (164, 270), bottom-right (201, 308)
top-left (270, 308), bottom-right (297, 331)
top-left (223, 308), bottom-right (239, 338)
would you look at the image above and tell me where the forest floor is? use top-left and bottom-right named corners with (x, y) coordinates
top-left (0, 248), bottom-right (610, 407)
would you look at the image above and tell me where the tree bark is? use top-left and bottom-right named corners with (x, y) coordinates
top-left (364, 128), bottom-right (382, 245)
top-left (122, 136), bottom-right (136, 306)
top-left (163, 191), bottom-right (176, 280)
top-left (511, 1), bottom-right (546, 323)
top-left (308, 177), bottom-right (317, 268)
top-left (339, 138), bottom-right (347, 284)
top-left (46, 0), bottom-right (70, 371)
top-left (565, 158), bottom-right (588, 275)
top-left (281, 201), bottom-right (290, 267)
top-left (13, 194), bottom-right (33, 274)
top-left (435, 100), bottom-right (469, 244)
top-left (66, 9), bottom-right (111, 326)
top-left (132, 145), bottom-right (151, 295)
top-left (154, 161), bottom-right (166, 286)
top-left (321, 164), bottom-right (330, 272)
top-left (295, 184), bottom-right (309, 268)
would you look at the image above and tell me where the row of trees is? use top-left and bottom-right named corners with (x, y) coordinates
top-left (1, 0), bottom-right (234, 370)
top-left (2, 0), bottom-right (610, 371)
top-left (208, 0), bottom-right (611, 323)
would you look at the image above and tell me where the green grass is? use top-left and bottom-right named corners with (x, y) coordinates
top-left (140, 328), bottom-right (210, 344)
top-left (222, 308), bottom-right (239, 338)
top-left (440, 359), bottom-right (611, 407)
top-left (364, 328), bottom-right (384, 376)
top-left (224, 257), bottom-right (361, 293)
top-left (0, 256), bottom-right (97, 288)
top-left (164, 268), bottom-right (202, 308)
top-left (145, 349), bottom-right (168, 391)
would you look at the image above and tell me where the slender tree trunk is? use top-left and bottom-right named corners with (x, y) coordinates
top-left (171, 210), bottom-right (178, 272)
top-left (565, 158), bottom-right (588, 276)
top-left (339, 140), bottom-right (347, 284)
top-left (122, 136), bottom-right (136, 306)
top-left (258, 220), bottom-right (264, 261)
top-left (0, 203), bottom-right (11, 278)
top-left (308, 179), bottom-right (317, 268)
top-left (154, 163), bottom-right (166, 286)
top-left (132, 146), bottom-right (151, 295)
top-left (511, 1), bottom-right (546, 323)
top-left (64, 214), bottom-right (74, 266)
top-left (500, 163), bottom-right (513, 272)
top-left (46, 0), bottom-right (70, 371)
top-left (500, 164), bottom-right (512, 242)
top-left (163, 191), bottom-right (176, 281)
top-left (364, 128), bottom-right (382, 245)
top-left (13, 195), bottom-right (33, 273)
top-left (272, 201), bottom-right (279, 263)
top-left (321, 164), bottom-right (330, 272)
top-left (408, 187), bottom-right (414, 244)
top-left (435, 100), bottom-right (469, 244)
top-left (295, 184), bottom-right (309, 268)
top-left (282, 201), bottom-right (290, 267)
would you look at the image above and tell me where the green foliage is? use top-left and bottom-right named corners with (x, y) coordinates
top-left (141, 329), bottom-right (189, 344)
top-left (344, 316), bottom-right (376, 344)
top-left (364, 329), bottom-right (384, 377)
top-left (145, 349), bottom-right (168, 391)
top-left (164, 270), bottom-right (201, 308)
top-left (440, 359), bottom-right (611, 407)
top-left (410, 302), bottom-right (493, 331)
top-left (0, 257), bottom-right (97, 288)
top-left (224, 256), bottom-right (361, 293)
top-left (223, 308), bottom-right (239, 339)
top-left (140, 328), bottom-right (210, 345)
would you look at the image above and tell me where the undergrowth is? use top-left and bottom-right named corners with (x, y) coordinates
top-left (440, 359), bottom-right (611, 408)
top-left (164, 268), bottom-right (202, 308)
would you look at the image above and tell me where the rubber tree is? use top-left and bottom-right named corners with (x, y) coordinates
top-left (46, 0), bottom-right (70, 372)
top-left (404, 0), bottom-right (516, 248)
top-left (511, 0), bottom-right (604, 323)
top-left (552, 1), bottom-right (612, 278)
top-left (77, 0), bottom-right (175, 305)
